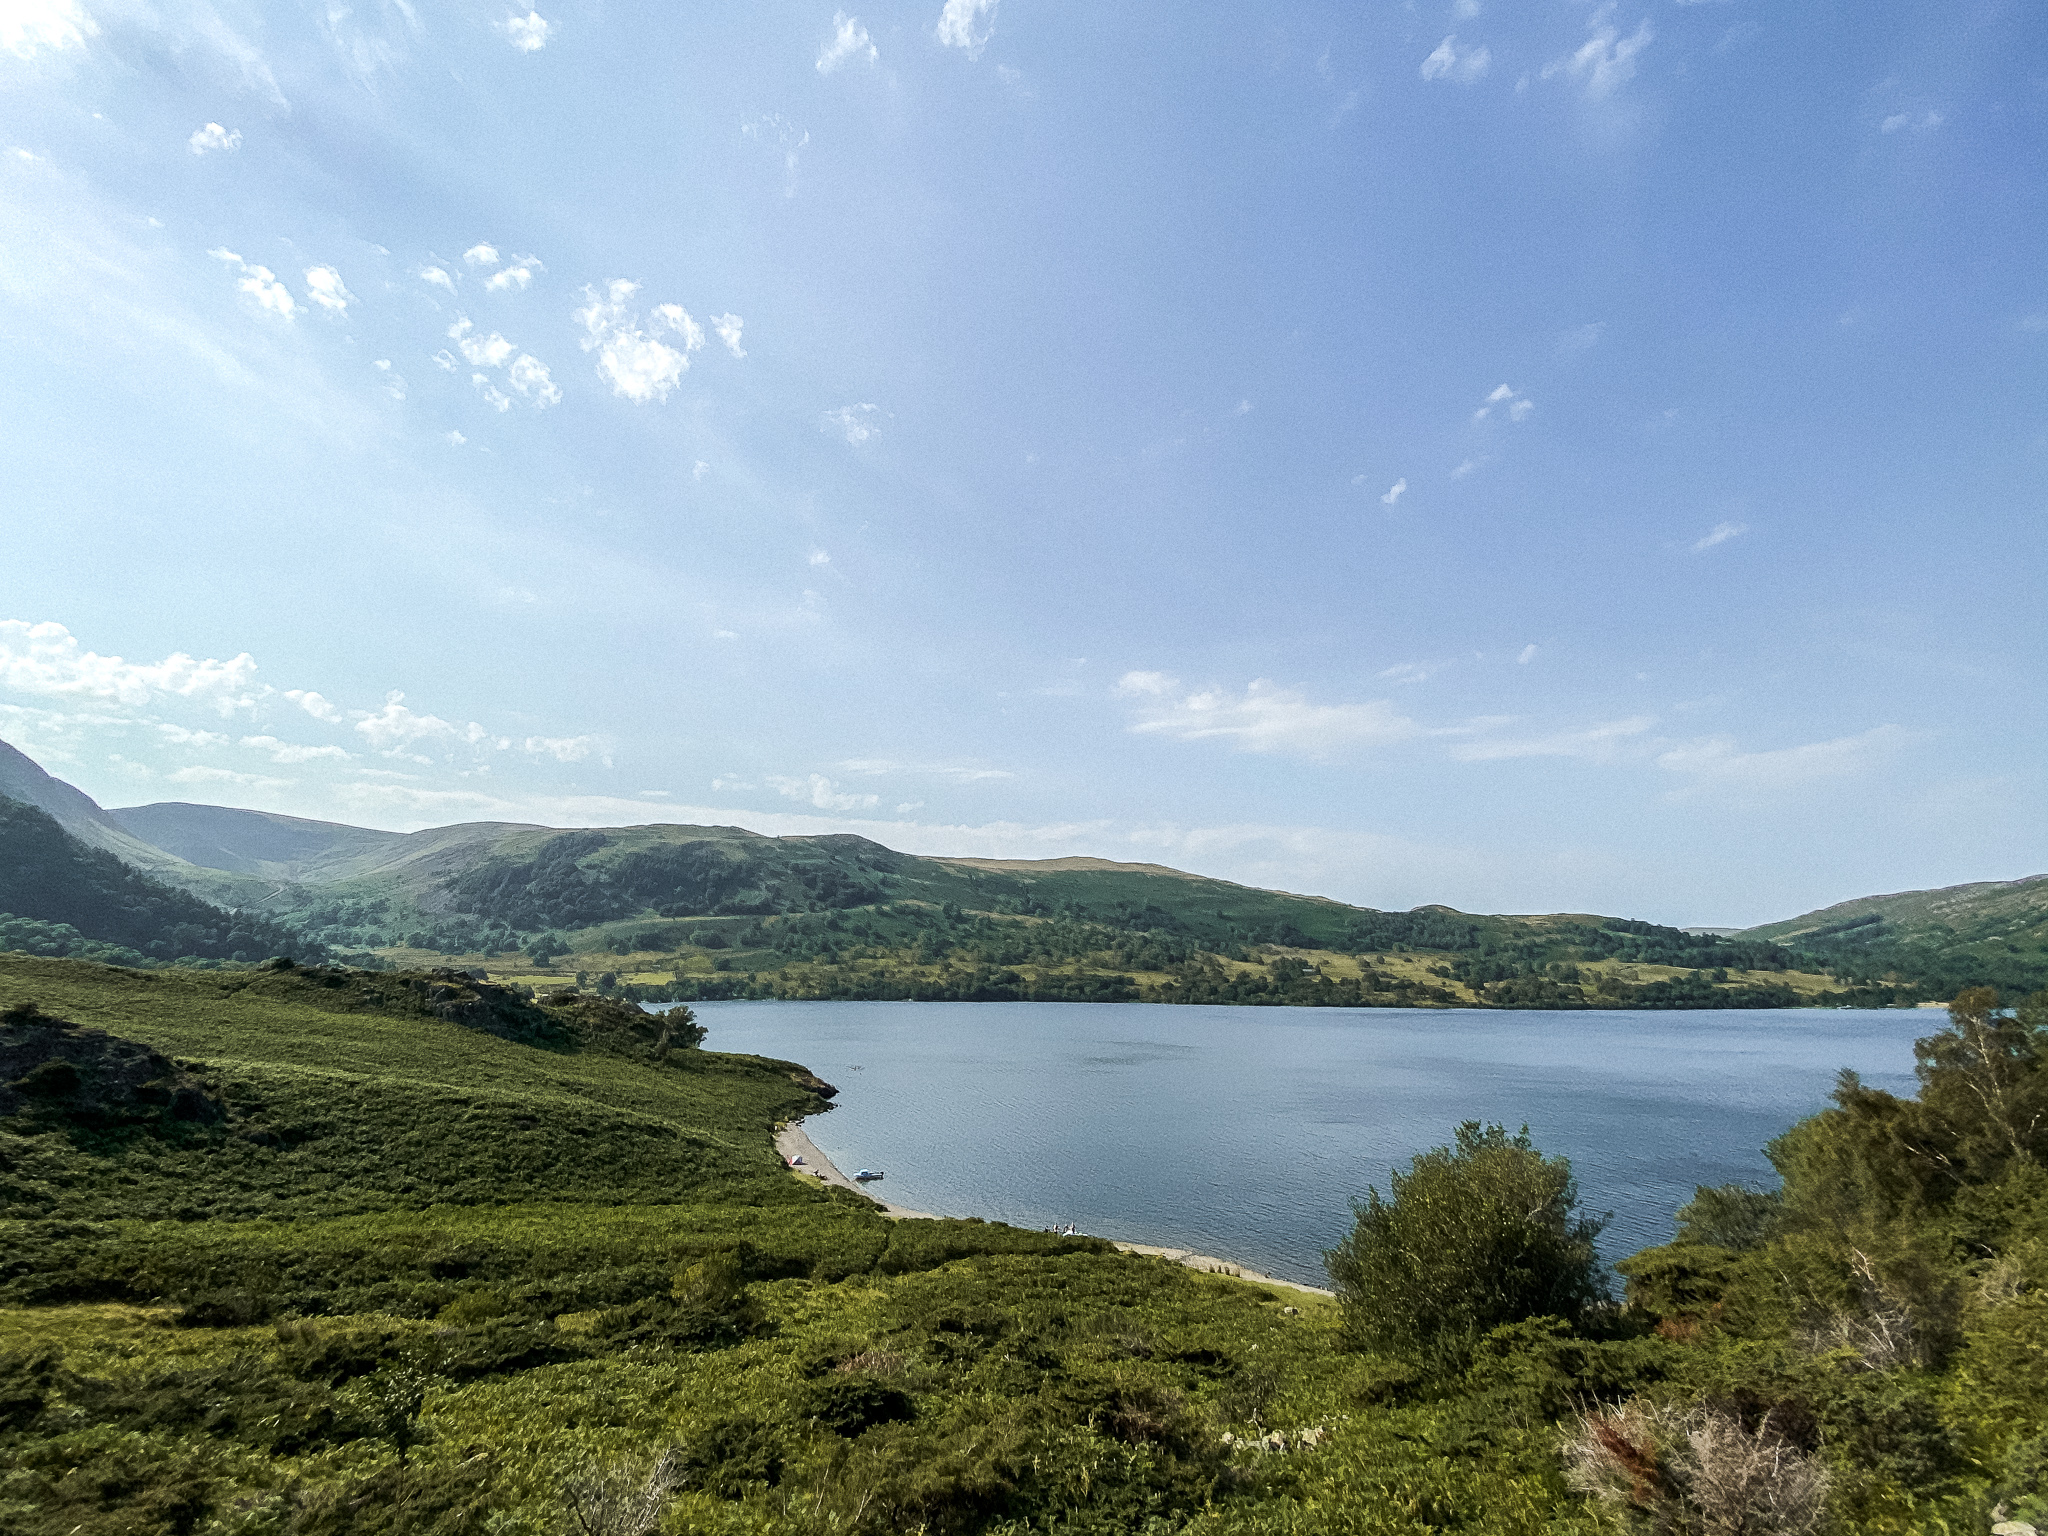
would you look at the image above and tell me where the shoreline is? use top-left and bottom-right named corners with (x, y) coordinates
top-left (774, 1120), bottom-right (1335, 1299)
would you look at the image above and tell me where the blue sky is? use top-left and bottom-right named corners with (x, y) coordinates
top-left (0, 0), bottom-right (2042, 927)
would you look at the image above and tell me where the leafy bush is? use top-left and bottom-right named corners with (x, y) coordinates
top-left (1325, 1121), bottom-right (1610, 1368)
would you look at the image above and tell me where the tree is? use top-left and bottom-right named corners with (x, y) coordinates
top-left (1325, 1121), bottom-right (1609, 1367)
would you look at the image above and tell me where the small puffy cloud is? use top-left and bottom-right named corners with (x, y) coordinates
top-left (524, 734), bottom-right (602, 762)
top-left (420, 265), bottom-right (456, 293)
top-left (1474, 383), bottom-right (1532, 421)
top-left (808, 548), bottom-right (831, 567)
top-left (352, 694), bottom-right (496, 755)
top-left (1880, 109), bottom-right (1943, 134)
top-left (502, 10), bottom-right (548, 51)
top-left (303, 264), bottom-right (353, 314)
top-left (445, 430), bottom-right (467, 445)
top-left (284, 689), bottom-right (343, 721)
top-left (817, 11), bottom-right (876, 73)
top-left (1692, 521), bottom-right (1746, 552)
top-left (1117, 673), bottom-right (1424, 760)
top-left (767, 773), bottom-right (881, 812)
top-left (576, 280), bottom-right (705, 403)
top-left (1543, 11), bottom-right (1653, 100)
top-left (824, 403), bottom-right (879, 444)
top-left (1380, 478), bottom-right (1407, 506)
top-left (711, 312), bottom-right (745, 358)
top-left (485, 254), bottom-right (543, 292)
top-left (463, 243), bottom-right (501, 267)
top-left (0, 619), bottom-right (261, 710)
top-left (2, 0), bottom-right (96, 59)
top-left (240, 734), bottom-right (351, 763)
top-left (1420, 35), bottom-right (1490, 83)
top-left (450, 317), bottom-right (513, 367)
top-left (188, 122), bottom-right (241, 154)
top-left (1657, 725), bottom-right (1907, 797)
top-left (210, 248), bottom-right (296, 319)
top-left (936, 0), bottom-right (996, 57)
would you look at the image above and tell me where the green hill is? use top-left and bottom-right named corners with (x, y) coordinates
top-left (0, 795), bottom-right (318, 968)
top-left (1742, 873), bottom-right (2048, 998)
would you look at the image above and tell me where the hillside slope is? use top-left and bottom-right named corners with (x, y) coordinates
top-left (1743, 873), bottom-right (2048, 996)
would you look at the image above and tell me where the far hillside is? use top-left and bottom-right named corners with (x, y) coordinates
top-left (1743, 873), bottom-right (2048, 998)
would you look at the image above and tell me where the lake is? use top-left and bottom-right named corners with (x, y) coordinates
top-left (685, 1000), bottom-right (1933, 1287)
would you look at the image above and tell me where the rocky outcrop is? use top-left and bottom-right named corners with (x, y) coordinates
top-left (0, 1002), bottom-right (223, 1129)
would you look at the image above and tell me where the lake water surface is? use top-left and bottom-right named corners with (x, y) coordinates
top-left (689, 1001), bottom-right (1932, 1287)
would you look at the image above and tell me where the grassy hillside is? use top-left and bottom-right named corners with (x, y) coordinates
top-left (1745, 873), bottom-right (2048, 998)
top-left (4, 956), bottom-right (2040, 1534)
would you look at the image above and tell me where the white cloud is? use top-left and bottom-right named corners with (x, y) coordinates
top-left (352, 695), bottom-right (477, 752)
top-left (474, 376), bottom-right (511, 411)
top-left (711, 312), bottom-right (745, 358)
top-left (0, 620), bottom-right (261, 710)
top-left (303, 264), bottom-right (353, 314)
top-left (767, 773), bottom-right (882, 812)
top-left (239, 734), bottom-right (351, 763)
top-left (420, 265), bottom-right (456, 293)
top-left (524, 734), bottom-right (603, 763)
top-left (936, 0), bottom-right (996, 56)
top-left (445, 430), bottom-right (467, 446)
top-left (576, 280), bottom-right (705, 403)
top-left (284, 689), bottom-right (343, 721)
top-left (1474, 383), bottom-right (1533, 421)
top-left (1517, 644), bottom-right (1538, 664)
top-left (1657, 725), bottom-right (1908, 796)
top-left (432, 349), bottom-right (458, 371)
top-left (188, 122), bottom-right (241, 155)
top-left (2, 0), bottom-right (95, 59)
top-left (168, 765), bottom-right (290, 789)
top-left (505, 352), bottom-right (560, 406)
top-left (1450, 458), bottom-right (1480, 479)
top-left (1117, 673), bottom-right (1424, 760)
top-left (693, 460), bottom-right (710, 480)
top-left (1451, 715), bottom-right (1657, 763)
top-left (808, 548), bottom-right (831, 567)
top-left (157, 724), bottom-right (229, 747)
top-left (1692, 521), bottom-right (1746, 552)
top-left (1880, 109), bottom-right (1943, 134)
top-left (838, 757), bottom-right (1014, 783)
top-left (449, 317), bottom-right (513, 367)
top-left (1381, 478), bottom-right (1407, 506)
top-left (1420, 35), bottom-right (1490, 83)
top-left (502, 9), bottom-right (549, 50)
top-left (1543, 10), bottom-right (1653, 100)
top-left (817, 11), bottom-right (876, 72)
top-left (824, 403), bottom-right (879, 444)
top-left (373, 359), bottom-right (406, 400)
top-left (463, 243), bottom-right (501, 268)
top-left (485, 254), bottom-right (543, 292)
top-left (210, 248), bottom-right (297, 319)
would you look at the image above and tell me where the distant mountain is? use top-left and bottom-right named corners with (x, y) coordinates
top-left (1743, 875), bottom-right (2048, 998)
top-left (0, 739), bottom-right (191, 873)
top-left (0, 794), bottom-right (321, 965)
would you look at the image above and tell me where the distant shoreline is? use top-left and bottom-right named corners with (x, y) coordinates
top-left (774, 1119), bottom-right (1335, 1299)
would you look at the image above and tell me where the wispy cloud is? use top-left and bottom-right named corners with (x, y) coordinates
top-left (575, 281), bottom-right (704, 404)
top-left (711, 312), bottom-right (745, 358)
top-left (1657, 725), bottom-right (1908, 797)
top-left (817, 11), bottom-right (876, 73)
top-left (1880, 109), bottom-right (1943, 134)
top-left (936, 0), bottom-right (997, 57)
top-left (1381, 478), bottom-right (1407, 506)
top-left (188, 122), bottom-right (241, 155)
top-left (1474, 383), bottom-right (1533, 421)
top-left (524, 734), bottom-right (606, 764)
top-left (1559, 321), bottom-right (1605, 353)
top-left (1116, 672), bottom-right (1424, 760)
top-left (1420, 35), bottom-right (1490, 84)
top-left (1543, 9), bottom-right (1653, 100)
top-left (1452, 715), bottom-right (1655, 763)
top-left (767, 773), bottom-right (881, 812)
top-left (1692, 520), bottom-right (1746, 552)
top-left (824, 403), bottom-right (880, 445)
top-left (240, 734), bottom-right (351, 764)
top-left (485, 254), bottom-right (544, 292)
top-left (419, 265), bottom-right (456, 293)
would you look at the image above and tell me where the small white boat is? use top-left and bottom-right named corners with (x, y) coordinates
top-left (854, 1169), bottom-right (885, 1181)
